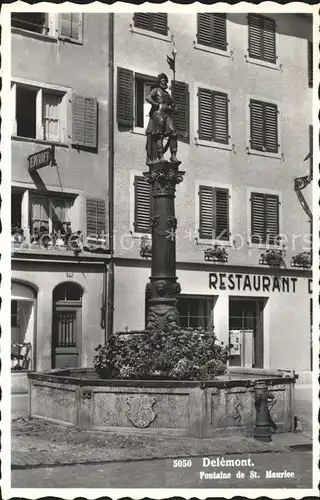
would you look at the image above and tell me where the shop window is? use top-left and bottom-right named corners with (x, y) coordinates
top-left (11, 299), bottom-right (33, 371)
top-left (133, 13), bottom-right (168, 36)
top-left (199, 185), bottom-right (230, 241)
top-left (133, 175), bottom-right (151, 234)
top-left (13, 83), bottom-right (66, 143)
top-left (250, 99), bottom-right (278, 153)
top-left (251, 192), bottom-right (280, 245)
top-left (248, 14), bottom-right (276, 64)
top-left (30, 194), bottom-right (73, 242)
top-left (116, 67), bottom-right (190, 141)
top-left (197, 13), bottom-right (227, 51)
top-left (177, 296), bottom-right (214, 331)
top-left (59, 13), bottom-right (83, 42)
top-left (198, 88), bottom-right (229, 144)
top-left (11, 12), bottom-right (50, 35)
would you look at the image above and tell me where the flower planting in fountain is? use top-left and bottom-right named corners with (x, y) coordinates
top-left (94, 327), bottom-right (230, 381)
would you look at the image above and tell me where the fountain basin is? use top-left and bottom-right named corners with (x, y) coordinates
top-left (27, 367), bottom-right (296, 437)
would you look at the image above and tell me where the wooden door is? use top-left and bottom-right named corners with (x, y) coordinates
top-left (52, 302), bottom-right (82, 368)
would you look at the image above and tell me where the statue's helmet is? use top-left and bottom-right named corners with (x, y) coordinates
top-left (157, 73), bottom-right (169, 85)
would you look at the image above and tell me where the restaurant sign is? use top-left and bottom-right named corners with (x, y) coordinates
top-left (28, 147), bottom-right (53, 172)
top-left (209, 272), bottom-right (312, 294)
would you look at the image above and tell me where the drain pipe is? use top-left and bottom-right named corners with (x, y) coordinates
top-left (106, 12), bottom-right (115, 342)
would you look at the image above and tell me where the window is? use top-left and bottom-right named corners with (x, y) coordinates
top-left (198, 88), bottom-right (229, 144)
top-left (117, 67), bottom-right (189, 141)
top-left (134, 176), bottom-right (151, 234)
top-left (308, 41), bottom-right (313, 88)
top-left (248, 14), bottom-right (276, 64)
top-left (59, 13), bottom-right (83, 42)
top-left (250, 99), bottom-right (278, 153)
top-left (86, 198), bottom-right (107, 242)
top-left (11, 12), bottom-right (50, 35)
top-left (177, 296), bottom-right (214, 331)
top-left (11, 300), bottom-right (19, 328)
top-left (13, 83), bottom-right (66, 143)
top-left (133, 13), bottom-right (168, 36)
top-left (251, 192), bottom-right (280, 245)
top-left (197, 13), bottom-right (227, 51)
top-left (199, 185), bottom-right (230, 241)
top-left (30, 195), bottom-right (73, 237)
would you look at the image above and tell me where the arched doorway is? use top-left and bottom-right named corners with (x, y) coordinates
top-left (52, 282), bottom-right (83, 368)
top-left (11, 281), bottom-right (36, 370)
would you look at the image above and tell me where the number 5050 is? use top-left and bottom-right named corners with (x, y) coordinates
top-left (173, 459), bottom-right (192, 468)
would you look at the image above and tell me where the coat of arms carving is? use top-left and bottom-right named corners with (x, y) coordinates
top-left (126, 395), bottom-right (157, 428)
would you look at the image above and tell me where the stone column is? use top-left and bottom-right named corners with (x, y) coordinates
top-left (144, 160), bottom-right (185, 331)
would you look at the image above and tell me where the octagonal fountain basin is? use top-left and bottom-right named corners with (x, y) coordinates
top-left (27, 367), bottom-right (296, 438)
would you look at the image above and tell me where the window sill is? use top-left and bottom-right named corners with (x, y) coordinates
top-left (129, 24), bottom-right (171, 43)
top-left (58, 36), bottom-right (83, 45)
top-left (130, 231), bottom-right (151, 240)
top-left (248, 242), bottom-right (281, 251)
top-left (195, 137), bottom-right (234, 152)
top-left (193, 41), bottom-right (232, 59)
top-left (11, 27), bottom-right (57, 43)
top-left (12, 136), bottom-right (69, 148)
top-left (246, 146), bottom-right (283, 160)
top-left (244, 54), bottom-right (281, 71)
top-left (196, 238), bottom-right (232, 247)
top-left (131, 127), bottom-right (146, 136)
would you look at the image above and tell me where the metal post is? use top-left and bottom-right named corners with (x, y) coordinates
top-left (254, 381), bottom-right (272, 442)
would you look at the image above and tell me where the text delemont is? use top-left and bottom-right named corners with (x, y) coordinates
top-left (209, 273), bottom-right (298, 293)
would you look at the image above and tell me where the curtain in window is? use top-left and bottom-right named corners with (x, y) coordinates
top-left (51, 198), bottom-right (72, 232)
top-left (31, 197), bottom-right (49, 232)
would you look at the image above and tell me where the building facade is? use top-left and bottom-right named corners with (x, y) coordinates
top-left (112, 12), bottom-right (313, 376)
top-left (10, 12), bottom-right (110, 390)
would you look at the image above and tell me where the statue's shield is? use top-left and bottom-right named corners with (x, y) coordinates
top-left (126, 395), bottom-right (157, 428)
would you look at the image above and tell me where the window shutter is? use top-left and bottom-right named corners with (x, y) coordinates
top-left (72, 95), bottom-right (98, 148)
top-left (213, 92), bottom-right (229, 144)
top-left (264, 103), bottom-right (278, 153)
top-left (197, 13), bottom-right (227, 51)
top-left (198, 88), bottom-right (213, 141)
top-left (251, 192), bottom-right (266, 243)
top-left (215, 188), bottom-right (229, 240)
top-left (265, 194), bottom-right (279, 244)
top-left (171, 80), bottom-right (189, 143)
top-left (86, 198), bottom-right (106, 239)
top-left (248, 14), bottom-right (276, 63)
top-left (250, 100), bottom-right (278, 153)
top-left (199, 88), bottom-right (228, 144)
top-left (134, 176), bottom-right (151, 233)
top-left (117, 67), bottom-right (134, 127)
top-left (308, 41), bottom-right (313, 87)
top-left (60, 13), bottom-right (72, 37)
top-left (199, 185), bottom-right (214, 239)
top-left (134, 13), bottom-right (167, 35)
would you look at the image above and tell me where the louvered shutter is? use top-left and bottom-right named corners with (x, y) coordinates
top-left (134, 176), bottom-right (151, 233)
top-left (134, 13), bottom-right (167, 35)
top-left (213, 92), bottom-right (229, 144)
top-left (171, 80), bottom-right (189, 143)
top-left (199, 88), bottom-right (213, 141)
top-left (117, 67), bottom-right (134, 127)
top-left (197, 13), bottom-right (227, 51)
top-left (251, 192), bottom-right (266, 243)
top-left (264, 103), bottom-right (278, 153)
top-left (250, 100), bottom-right (278, 153)
top-left (199, 89), bottom-right (228, 144)
top-left (86, 198), bottom-right (106, 240)
top-left (265, 194), bottom-right (279, 244)
top-left (308, 41), bottom-right (313, 87)
top-left (248, 14), bottom-right (276, 64)
top-left (215, 188), bottom-right (229, 240)
top-left (72, 95), bottom-right (98, 148)
top-left (199, 185), bottom-right (214, 239)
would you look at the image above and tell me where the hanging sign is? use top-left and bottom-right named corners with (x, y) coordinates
top-left (28, 147), bottom-right (53, 172)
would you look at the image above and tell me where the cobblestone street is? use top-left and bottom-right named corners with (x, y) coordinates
top-left (11, 450), bottom-right (313, 489)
